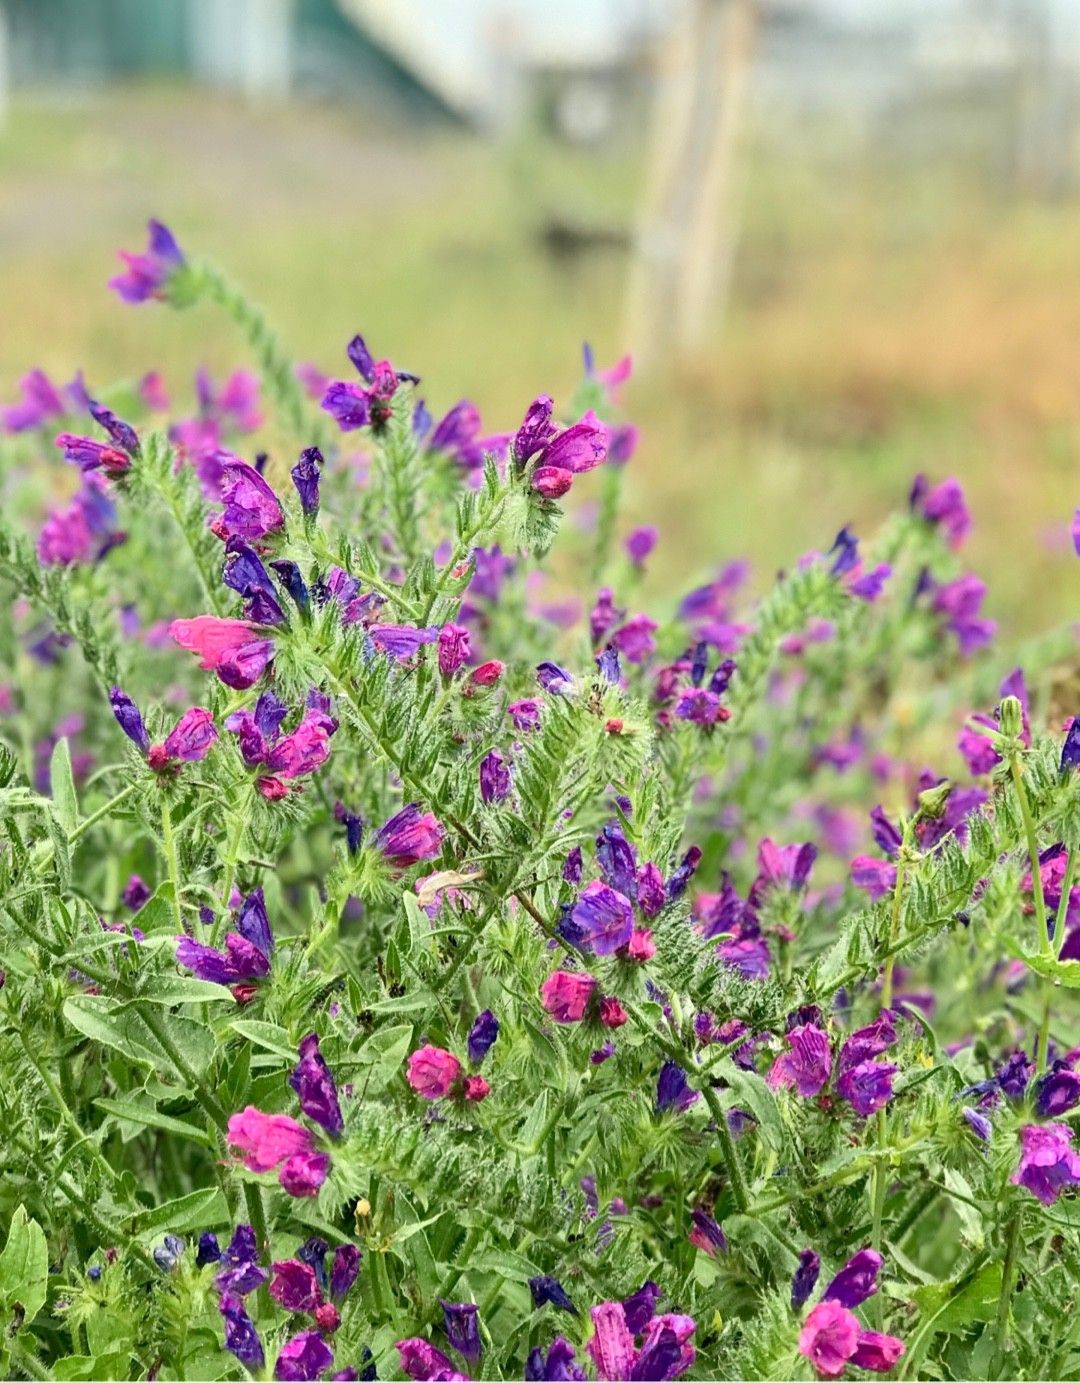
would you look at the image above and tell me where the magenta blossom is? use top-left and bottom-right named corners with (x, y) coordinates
top-left (169, 615), bottom-right (275, 689)
top-left (227, 1107), bottom-right (329, 1198)
top-left (1011, 1122), bottom-right (1080, 1205)
top-left (406, 1046), bottom-right (462, 1099)
top-left (211, 459), bottom-right (285, 542)
top-left (799, 1299), bottom-right (904, 1378)
top-left (372, 803), bottom-right (445, 869)
top-left (109, 219), bottom-right (186, 303)
top-left (540, 970), bottom-right (597, 1023)
top-left (586, 1299), bottom-right (696, 1381)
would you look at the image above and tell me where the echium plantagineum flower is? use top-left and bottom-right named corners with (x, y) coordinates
top-left (826, 527), bottom-right (892, 603)
top-left (110, 687), bottom-right (217, 773)
top-left (225, 689), bottom-right (338, 800)
top-left (108, 218), bottom-right (187, 304)
top-left (1, 368), bottom-right (72, 434)
top-left (211, 456), bottom-right (285, 542)
top-left (176, 888), bottom-right (274, 999)
top-left (371, 803), bottom-right (445, 870)
top-left (415, 397), bottom-right (508, 477)
top-left (1011, 1122), bottom-right (1080, 1204)
top-left (169, 614), bottom-right (276, 689)
top-left (511, 394), bottom-right (608, 499)
top-left (586, 1295), bottom-right (696, 1381)
top-left (798, 1300), bottom-right (904, 1378)
top-left (321, 331), bottom-right (419, 433)
top-left (768, 1023), bottom-right (833, 1098)
top-left (221, 1286), bottom-right (349, 1382)
top-left (55, 400), bottom-right (141, 477)
top-left (835, 1014), bottom-right (900, 1118)
top-left (406, 1045), bottom-right (489, 1104)
top-left (38, 476), bottom-right (122, 567)
top-left (395, 1338), bottom-right (469, 1382)
top-left (926, 571), bottom-right (996, 657)
top-left (227, 1033), bottom-right (343, 1197)
top-left (910, 473), bottom-right (970, 549)
top-left (269, 1239), bottom-right (361, 1335)
top-left (223, 539), bottom-right (286, 625)
top-left (958, 667), bottom-right (1029, 775)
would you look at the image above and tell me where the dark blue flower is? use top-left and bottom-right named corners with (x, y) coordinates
top-left (791, 1248), bottom-right (820, 1310)
top-left (291, 447), bottom-right (322, 515)
top-left (289, 1033), bottom-right (344, 1136)
top-left (220, 1293), bottom-right (264, 1371)
top-left (529, 1274), bottom-right (578, 1315)
top-left (109, 687), bottom-right (149, 753)
top-left (1062, 717), bottom-right (1080, 774)
top-left (152, 1234), bottom-right (184, 1272)
top-left (441, 1300), bottom-right (481, 1360)
top-left (656, 1061), bottom-right (699, 1115)
top-left (271, 560), bottom-right (311, 613)
top-left (467, 1010), bottom-right (499, 1065)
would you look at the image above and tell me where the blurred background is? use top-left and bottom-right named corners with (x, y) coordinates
top-left (1, 0), bottom-right (1078, 631)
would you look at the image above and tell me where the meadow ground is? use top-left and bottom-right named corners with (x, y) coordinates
top-left (1, 82), bottom-right (1078, 633)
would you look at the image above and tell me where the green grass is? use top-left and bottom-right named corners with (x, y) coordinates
top-left (1, 83), bottom-right (1078, 635)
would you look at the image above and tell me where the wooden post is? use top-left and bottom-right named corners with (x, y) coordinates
top-left (674, 0), bottom-right (758, 353)
top-left (623, 0), bottom-right (759, 370)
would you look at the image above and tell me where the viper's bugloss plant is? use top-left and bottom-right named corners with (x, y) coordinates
top-left (0, 219), bottom-right (1077, 1382)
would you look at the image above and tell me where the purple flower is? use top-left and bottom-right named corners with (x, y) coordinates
top-left (1034, 1065), bottom-right (1080, 1118)
top-left (1012, 1123), bottom-right (1080, 1204)
top-left (467, 1010), bottom-right (499, 1065)
top-left (688, 1209), bottom-right (727, 1257)
top-left (513, 395), bottom-right (558, 464)
top-left (791, 1249), bottom-right (821, 1310)
top-left (537, 661), bottom-right (574, 695)
top-left (837, 1013), bottom-right (897, 1072)
top-left (290, 1033), bottom-right (344, 1136)
top-left (622, 1281), bottom-right (662, 1335)
top-left (665, 846), bottom-right (702, 902)
top-left (369, 624), bottom-right (439, 659)
top-left (55, 431), bottom-right (132, 476)
top-left (625, 526), bottom-right (658, 567)
top-left (2, 369), bottom-right (66, 433)
top-left (930, 574), bottom-right (996, 656)
top-left (837, 1060), bottom-right (897, 1118)
top-left (610, 614), bottom-right (657, 665)
top-left (88, 400), bottom-right (141, 458)
top-left (269, 1259), bottom-right (322, 1312)
top-left (110, 687), bottom-right (149, 753)
top-left (596, 824), bottom-right (638, 899)
top-left (823, 1248), bottom-right (882, 1309)
top-left (526, 1336), bottom-right (587, 1381)
top-left (571, 881), bottom-right (634, 956)
top-left (275, 1330), bottom-right (334, 1381)
top-left (196, 1232), bottom-right (221, 1268)
top-left (330, 1244), bottom-right (361, 1301)
top-left (768, 1024), bottom-right (832, 1098)
top-left (1061, 717), bottom-right (1080, 774)
top-left (674, 688), bottom-right (727, 726)
top-left (963, 1107), bottom-right (992, 1141)
top-left (828, 527), bottom-right (859, 577)
top-left (176, 933), bottom-right (270, 988)
top-left (996, 1049), bottom-right (1033, 1102)
top-left (272, 560), bottom-right (311, 614)
top-left (480, 747), bottom-right (510, 802)
top-left (291, 447), bottom-right (323, 515)
top-left (153, 1234), bottom-right (185, 1272)
top-left (216, 460), bottom-right (285, 541)
top-left (372, 803), bottom-right (445, 869)
top-left (530, 1275), bottom-right (578, 1315)
top-left (441, 1301), bottom-right (481, 1361)
top-left (334, 802), bottom-right (364, 856)
top-left (109, 219), bottom-right (185, 303)
top-left (912, 475), bottom-right (970, 549)
top-left (321, 381), bottom-right (370, 431)
top-left (220, 1293), bottom-right (265, 1371)
top-left (122, 874), bottom-right (151, 911)
top-left (656, 1062), bottom-right (700, 1115)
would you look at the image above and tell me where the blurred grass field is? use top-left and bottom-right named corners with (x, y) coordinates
top-left (1, 83), bottom-right (1077, 633)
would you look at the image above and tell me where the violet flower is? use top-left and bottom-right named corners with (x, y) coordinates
top-left (768, 1024), bottom-right (832, 1098)
top-left (480, 749), bottom-right (511, 804)
top-left (571, 880), bottom-right (634, 956)
top-left (467, 1011), bottom-right (499, 1065)
top-left (791, 1249), bottom-right (821, 1310)
top-left (372, 803), bottom-right (445, 869)
top-left (291, 447), bottom-right (323, 515)
top-left (1011, 1122), bottom-right (1080, 1204)
top-left (290, 1033), bottom-right (344, 1136)
top-left (823, 1248), bottom-right (882, 1309)
top-left (529, 1275), bottom-right (578, 1315)
top-left (441, 1301), bottom-right (481, 1361)
top-left (656, 1062), bottom-right (700, 1115)
top-left (220, 1293), bottom-right (264, 1372)
top-left (109, 219), bottom-right (186, 304)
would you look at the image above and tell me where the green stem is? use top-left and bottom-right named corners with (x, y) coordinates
top-left (1011, 755), bottom-right (1050, 957)
top-left (995, 1209), bottom-right (1023, 1350)
top-left (700, 1083), bottom-right (750, 1214)
top-left (10, 1342), bottom-right (50, 1380)
top-left (137, 1003), bottom-right (229, 1130)
top-left (160, 797), bottom-right (188, 936)
top-left (1053, 843), bottom-right (1077, 959)
top-left (213, 796), bottom-right (249, 945)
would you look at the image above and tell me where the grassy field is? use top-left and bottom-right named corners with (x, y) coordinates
top-left (1, 83), bottom-right (1077, 634)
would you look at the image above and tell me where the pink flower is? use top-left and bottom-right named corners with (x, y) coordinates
top-left (437, 623), bottom-right (471, 678)
top-left (227, 1107), bottom-right (313, 1172)
top-left (169, 616), bottom-right (275, 689)
top-left (540, 970), bottom-right (596, 1023)
top-left (799, 1301), bottom-right (860, 1378)
top-left (462, 1074), bottom-right (490, 1102)
top-left (407, 1045), bottom-right (461, 1099)
top-left (627, 928), bottom-right (656, 962)
top-left (598, 996), bottom-right (628, 1029)
top-left (798, 1300), bottom-right (904, 1378)
top-left (587, 1302), bottom-right (696, 1381)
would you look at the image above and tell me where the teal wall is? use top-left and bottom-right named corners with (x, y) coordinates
top-left (3, 0), bottom-right (193, 78)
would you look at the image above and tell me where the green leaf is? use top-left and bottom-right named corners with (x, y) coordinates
top-left (132, 974), bottom-right (233, 1006)
top-left (228, 1019), bottom-right (297, 1063)
top-left (52, 1353), bottom-right (134, 1381)
top-left (64, 996), bottom-right (215, 1078)
top-left (127, 1187), bottom-right (229, 1240)
top-left (94, 1097), bottom-right (213, 1146)
top-left (719, 1065), bottom-right (785, 1154)
top-left (0, 1205), bottom-right (48, 1328)
top-left (340, 1024), bottom-right (413, 1088)
top-left (902, 1263), bottom-right (1002, 1379)
top-left (49, 737), bottom-right (78, 835)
